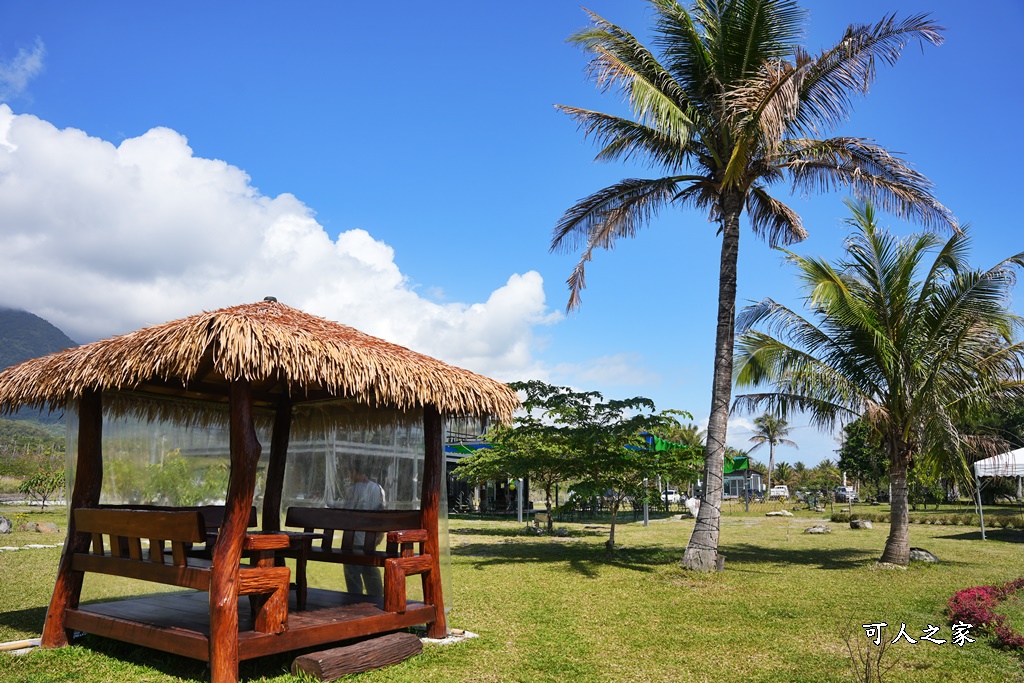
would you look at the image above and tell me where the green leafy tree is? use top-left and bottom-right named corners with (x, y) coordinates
top-left (106, 458), bottom-right (148, 505)
top-left (965, 396), bottom-right (1024, 450)
top-left (0, 418), bottom-right (64, 477)
top-left (748, 413), bottom-right (797, 495)
top-left (560, 397), bottom-right (692, 552)
top-left (551, 0), bottom-right (952, 571)
top-left (812, 458), bottom-right (841, 502)
top-left (456, 381), bottom-right (697, 540)
top-left (456, 381), bottom-right (579, 532)
top-left (735, 202), bottom-right (1024, 564)
top-left (648, 416), bottom-right (704, 499)
top-left (907, 467), bottom-right (944, 511)
top-left (19, 468), bottom-right (65, 510)
top-left (838, 418), bottom-right (888, 498)
top-left (146, 452), bottom-right (230, 507)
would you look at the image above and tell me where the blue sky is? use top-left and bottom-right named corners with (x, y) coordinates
top-left (0, 1), bottom-right (1020, 466)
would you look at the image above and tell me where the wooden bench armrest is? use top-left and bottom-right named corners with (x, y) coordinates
top-left (242, 532), bottom-right (290, 552)
top-left (383, 555), bottom-right (433, 614)
top-left (386, 529), bottom-right (428, 544)
top-left (385, 528), bottom-right (427, 558)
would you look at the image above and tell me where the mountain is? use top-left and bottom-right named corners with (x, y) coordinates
top-left (0, 308), bottom-right (78, 369)
top-left (0, 308), bottom-right (78, 424)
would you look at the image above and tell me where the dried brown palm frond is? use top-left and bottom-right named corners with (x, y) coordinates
top-left (0, 300), bottom-right (519, 421)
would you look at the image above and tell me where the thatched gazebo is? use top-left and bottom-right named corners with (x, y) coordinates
top-left (0, 299), bottom-right (518, 683)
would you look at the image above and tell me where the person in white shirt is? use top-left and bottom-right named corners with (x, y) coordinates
top-left (342, 461), bottom-right (385, 595)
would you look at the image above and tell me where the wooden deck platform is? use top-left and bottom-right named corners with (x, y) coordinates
top-left (65, 588), bottom-right (436, 662)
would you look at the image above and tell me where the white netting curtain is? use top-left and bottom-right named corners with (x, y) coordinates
top-left (65, 395), bottom-right (452, 610)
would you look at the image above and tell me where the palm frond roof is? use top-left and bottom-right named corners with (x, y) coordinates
top-left (0, 300), bottom-right (520, 419)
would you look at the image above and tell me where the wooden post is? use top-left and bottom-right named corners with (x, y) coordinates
top-left (261, 398), bottom-right (291, 532)
top-left (421, 405), bottom-right (447, 638)
top-left (209, 380), bottom-right (263, 683)
top-left (42, 390), bottom-right (103, 648)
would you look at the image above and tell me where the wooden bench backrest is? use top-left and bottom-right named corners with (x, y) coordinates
top-left (285, 507), bottom-right (423, 554)
top-left (98, 504), bottom-right (256, 536)
top-left (76, 507), bottom-right (206, 567)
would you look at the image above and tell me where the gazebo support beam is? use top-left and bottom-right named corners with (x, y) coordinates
top-left (421, 405), bottom-right (447, 638)
top-left (261, 398), bottom-right (292, 532)
top-left (42, 390), bottom-right (104, 648)
top-left (209, 380), bottom-right (263, 683)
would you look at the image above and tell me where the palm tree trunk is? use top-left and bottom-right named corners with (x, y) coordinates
top-left (767, 442), bottom-right (774, 495)
top-left (682, 191), bottom-right (742, 572)
top-left (880, 449), bottom-right (911, 565)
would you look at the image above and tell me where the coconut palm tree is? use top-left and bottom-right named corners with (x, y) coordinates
top-left (734, 202), bottom-right (1024, 564)
top-left (748, 413), bottom-right (797, 494)
top-left (773, 461), bottom-right (794, 487)
top-left (792, 461), bottom-right (809, 488)
top-left (661, 422), bottom-right (707, 449)
top-left (551, 0), bottom-right (953, 571)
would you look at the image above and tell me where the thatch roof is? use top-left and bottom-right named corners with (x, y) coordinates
top-left (0, 300), bottom-right (519, 420)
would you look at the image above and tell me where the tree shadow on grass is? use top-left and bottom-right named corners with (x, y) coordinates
top-left (0, 606), bottom-right (46, 636)
top-left (452, 540), bottom-right (680, 578)
top-left (450, 526), bottom-right (606, 539)
top-left (66, 630), bottom-right (379, 682)
top-left (718, 543), bottom-right (878, 570)
top-left (70, 636), bottom-right (211, 682)
top-left (934, 528), bottom-right (1024, 544)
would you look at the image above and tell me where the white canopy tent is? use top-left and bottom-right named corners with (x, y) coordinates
top-left (973, 447), bottom-right (1024, 540)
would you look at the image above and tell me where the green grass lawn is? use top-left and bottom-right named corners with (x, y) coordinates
top-left (1, 506), bottom-right (1023, 682)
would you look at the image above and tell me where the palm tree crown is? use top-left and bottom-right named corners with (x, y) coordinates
top-left (734, 201), bottom-right (1024, 564)
top-left (748, 413), bottom-right (797, 493)
top-left (552, 0), bottom-right (953, 571)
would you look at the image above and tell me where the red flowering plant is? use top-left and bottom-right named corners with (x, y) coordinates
top-left (947, 578), bottom-right (1024, 650)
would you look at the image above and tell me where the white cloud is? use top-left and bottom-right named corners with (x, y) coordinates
top-left (695, 415), bottom-right (757, 450)
top-left (0, 39), bottom-right (45, 101)
top-left (0, 106), bottom-right (556, 379)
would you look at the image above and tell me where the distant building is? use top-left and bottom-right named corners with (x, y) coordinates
top-left (723, 468), bottom-right (763, 499)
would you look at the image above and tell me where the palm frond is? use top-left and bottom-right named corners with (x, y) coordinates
top-left (793, 13), bottom-right (944, 136)
top-left (555, 105), bottom-right (698, 170)
top-left (552, 176), bottom-right (705, 311)
top-left (745, 185), bottom-right (806, 247)
top-left (783, 137), bottom-right (957, 231)
top-left (570, 9), bottom-right (694, 142)
top-left (551, 176), bottom-right (702, 253)
top-left (724, 58), bottom-right (807, 158)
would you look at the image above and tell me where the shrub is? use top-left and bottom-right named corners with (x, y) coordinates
top-left (947, 578), bottom-right (1024, 651)
top-left (18, 469), bottom-right (65, 510)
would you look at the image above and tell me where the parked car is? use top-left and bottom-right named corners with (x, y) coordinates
top-left (769, 485), bottom-right (789, 500)
top-left (664, 489), bottom-right (683, 505)
top-left (835, 486), bottom-right (860, 503)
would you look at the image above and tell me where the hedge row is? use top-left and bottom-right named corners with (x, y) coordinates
top-left (830, 511), bottom-right (1024, 529)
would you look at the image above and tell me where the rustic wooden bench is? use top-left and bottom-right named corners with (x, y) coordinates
top-left (96, 504), bottom-right (258, 558)
top-left (282, 506), bottom-right (434, 613)
top-left (72, 507), bottom-right (291, 634)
